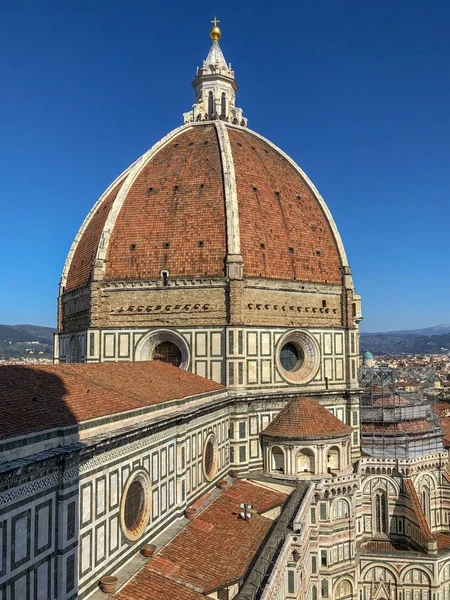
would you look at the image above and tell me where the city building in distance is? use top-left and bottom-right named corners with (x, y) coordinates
top-left (1, 20), bottom-right (450, 600)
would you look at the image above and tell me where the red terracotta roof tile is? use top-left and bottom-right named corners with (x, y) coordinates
top-left (0, 362), bottom-right (223, 440)
top-left (67, 123), bottom-right (343, 288)
top-left (262, 397), bottom-right (353, 439)
top-left (105, 125), bottom-right (227, 280)
top-left (228, 128), bottom-right (342, 283)
top-left (362, 540), bottom-right (410, 551)
top-left (144, 480), bottom-right (287, 594)
top-left (361, 420), bottom-right (432, 434)
top-left (372, 394), bottom-right (412, 407)
top-left (434, 532), bottom-right (450, 550)
top-left (113, 569), bottom-right (205, 600)
top-left (66, 177), bottom-right (125, 291)
top-left (434, 403), bottom-right (450, 414)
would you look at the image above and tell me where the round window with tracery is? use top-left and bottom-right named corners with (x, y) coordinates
top-left (275, 331), bottom-right (320, 384)
top-left (203, 433), bottom-right (218, 481)
top-left (121, 470), bottom-right (151, 541)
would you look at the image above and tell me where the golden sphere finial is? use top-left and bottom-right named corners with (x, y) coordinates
top-left (210, 16), bottom-right (221, 42)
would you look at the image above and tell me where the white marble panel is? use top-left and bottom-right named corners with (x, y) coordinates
top-left (247, 332), bottom-right (257, 356)
top-left (335, 333), bottom-right (343, 355)
top-left (247, 360), bottom-right (258, 384)
top-left (37, 563), bottom-right (48, 600)
top-left (324, 333), bottom-right (333, 355)
top-left (15, 576), bottom-right (27, 599)
top-left (261, 360), bottom-right (271, 383)
top-left (335, 358), bottom-right (344, 380)
top-left (211, 361), bottom-right (222, 383)
top-left (118, 333), bottom-right (129, 358)
top-left (37, 505), bottom-right (49, 549)
top-left (97, 479), bottom-right (105, 515)
top-left (196, 332), bottom-right (207, 357)
top-left (211, 332), bottom-right (222, 356)
top-left (104, 333), bottom-right (115, 358)
top-left (195, 361), bottom-right (207, 378)
top-left (110, 473), bottom-right (118, 508)
top-left (14, 515), bottom-right (29, 564)
top-left (81, 534), bottom-right (91, 573)
top-left (261, 332), bottom-right (271, 355)
top-left (110, 516), bottom-right (118, 552)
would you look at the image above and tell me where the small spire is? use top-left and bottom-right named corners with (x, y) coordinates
top-left (210, 17), bottom-right (221, 42)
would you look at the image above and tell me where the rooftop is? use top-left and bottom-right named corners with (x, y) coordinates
top-left (0, 361), bottom-right (223, 440)
top-left (112, 479), bottom-right (287, 598)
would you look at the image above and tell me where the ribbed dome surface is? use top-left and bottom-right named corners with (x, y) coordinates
top-left (64, 122), bottom-right (344, 292)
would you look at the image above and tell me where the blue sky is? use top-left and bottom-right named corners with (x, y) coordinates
top-left (0, 1), bottom-right (449, 332)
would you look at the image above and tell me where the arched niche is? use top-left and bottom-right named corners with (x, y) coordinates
top-left (327, 446), bottom-right (341, 473)
top-left (271, 446), bottom-right (285, 474)
top-left (296, 448), bottom-right (315, 475)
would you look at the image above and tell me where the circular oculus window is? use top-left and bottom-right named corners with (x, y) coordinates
top-left (136, 329), bottom-right (190, 369)
top-left (275, 331), bottom-right (320, 384)
top-left (120, 470), bottom-right (151, 542)
top-left (202, 433), bottom-right (218, 482)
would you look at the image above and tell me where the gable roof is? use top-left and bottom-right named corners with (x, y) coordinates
top-left (0, 362), bottom-right (223, 440)
top-left (262, 396), bottom-right (353, 440)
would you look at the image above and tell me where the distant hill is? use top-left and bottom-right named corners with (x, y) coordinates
top-left (360, 332), bottom-right (450, 355)
top-left (0, 324), bottom-right (55, 345)
top-left (362, 324), bottom-right (450, 337)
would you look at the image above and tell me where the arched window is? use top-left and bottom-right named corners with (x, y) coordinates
top-left (374, 490), bottom-right (388, 534)
top-left (270, 446), bottom-right (285, 474)
top-left (221, 92), bottom-right (226, 118)
top-left (335, 580), bottom-right (353, 600)
top-left (312, 585), bottom-right (317, 600)
top-left (208, 91), bottom-right (214, 117)
top-left (332, 498), bottom-right (350, 520)
top-left (421, 486), bottom-right (431, 524)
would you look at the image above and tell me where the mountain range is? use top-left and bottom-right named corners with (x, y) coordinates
top-left (362, 325), bottom-right (450, 337)
top-left (0, 324), bottom-right (55, 344)
top-left (360, 325), bottom-right (450, 355)
top-left (0, 324), bottom-right (449, 358)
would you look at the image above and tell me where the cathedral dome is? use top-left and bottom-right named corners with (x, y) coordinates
top-left (62, 122), bottom-right (346, 292)
top-left (56, 23), bottom-right (361, 376)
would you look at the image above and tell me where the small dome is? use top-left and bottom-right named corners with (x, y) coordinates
top-left (262, 397), bottom-right (353, 440)
top-left (363, 351), bottom-right (374, 360)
